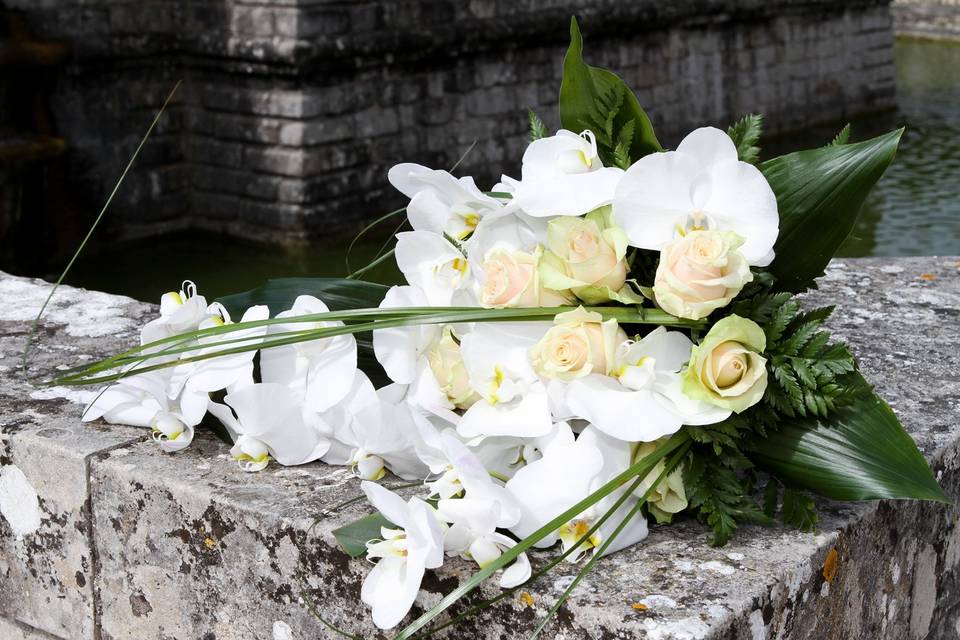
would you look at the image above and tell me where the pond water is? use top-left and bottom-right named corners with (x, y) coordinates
top-left (768, 37), bottom-right (960, 259)
top-left (36, 38), bottom-right (960, 302)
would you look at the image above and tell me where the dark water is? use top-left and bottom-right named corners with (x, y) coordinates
top-left (64, 233), bottom-right (402, 303)
top-left (28, 38), bottom-right (960, 302)
top-left (769, 38), bottom-right (960, 258)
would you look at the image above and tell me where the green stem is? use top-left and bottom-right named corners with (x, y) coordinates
top-left (413, 473), bottom-right (649, 638)
top-left (345, 207), bottom-right (406, 274)
top-left (53, 306), bottom-right (704, 386)
top-left (528, 443), bottom-right (690, 639)
top-left (22, 81), bottom-right (182, 377)
top-left (346, 248), bottom-right (396, 280)
top-left (392, 431), bottom-right (691, 640)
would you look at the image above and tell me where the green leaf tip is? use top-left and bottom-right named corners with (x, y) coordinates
top-left (559, 16), bottom-right (661, 167)
top-left (763, 127), bottom-right (904, 292)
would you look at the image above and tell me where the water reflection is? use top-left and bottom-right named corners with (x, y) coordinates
top-left (770, 38), bottom-right (960, 258)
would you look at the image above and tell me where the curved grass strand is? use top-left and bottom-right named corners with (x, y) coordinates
top-left (22, 81), bottom-right (182, 377)
top-left (528, 443), bottom-right (690, 639)
top-left (392, 432), bottom-right (691, 640)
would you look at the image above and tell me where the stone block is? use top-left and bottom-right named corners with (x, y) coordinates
top-left (0, 275), bottom-right (152, 639)
top-left (0, 617), bottom-right (58, 639)
top-left (3, 258), bottom-right (960, 638)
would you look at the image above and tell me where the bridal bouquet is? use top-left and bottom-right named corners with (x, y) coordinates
top-left (56, 18), bottom-right (945, 638)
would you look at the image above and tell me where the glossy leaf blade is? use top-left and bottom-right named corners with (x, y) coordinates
top-left (762, 129), bottom-right (902, 292)
top-left (216, 277), bottom-right (388, 317)
top-left (333, 513), bottom-right (393, 558)
top-left (217, 277), bottom-right (390, 384)
top-left (749, 373), bottom-right (947, 503)
top-left (559, 17), bottom-right (661, 160)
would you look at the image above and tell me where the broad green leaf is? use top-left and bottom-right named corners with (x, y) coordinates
top-left (217, 277), bottom-right (389, 384)
top-left (332, 513), bottom-right (392, 558)
top-left (749, 373), bottom-right (947, 503)
top-left (559, 17), bottom-right (661, 161)
top-left (762, 129), bottom-right (902, 292)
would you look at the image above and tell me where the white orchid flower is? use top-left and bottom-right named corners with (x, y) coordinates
top-left (426, 432), bottom-right (519, 512)
top-left (83, 370), bottom-right (169, 427)
top-left (388, 163), bottom-right (503, 240)
top-left (566, 327), bottom-right (730, 442)
top-left (360, 481), bottom-right (445, 630)
top-left (462, 211), bottom-right (548, 263)
top-left (321, 371), bottom-right (429, 481)
top-left (373, 286), bottom-right (442, 385)
top-left (456, 421), bottom-right (574, 481)
top-left (82, 370), bottom-right (197, 453)
top-left (259, 295), bottom-right (357, 414)
top-left (506, 425), bottom-right (649, 561)
top-left (499, 129), bottom-right (624, 218)
top-left (421, 433), bottom-right (529, 588)
top-left (168, 304), bottom-right (269, 425)
top-left (438, 499), bottom-right (531, 588)
top-left (209, 382), bottom-right (331, 472)
top-left (613, 126), bottom-right (779, 266)
top-left (394, 231), bottom-right (475, 306)
top-left (140, 280), bottom-right (210, 345)
top-left (457, 323), bottom-right (553, 439)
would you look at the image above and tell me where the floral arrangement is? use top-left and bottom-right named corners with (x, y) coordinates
top-left (56, 18), bottom-right (945, 638)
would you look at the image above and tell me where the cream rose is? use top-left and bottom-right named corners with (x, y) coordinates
top-left (633, 440), bottom-right (687, 524)
top-left (653, 230), bottom-right (753, 320)
top-left (530, 307), bottom-right (627, 381)
top-left (479, 246), bottom-right (573, 308)
top-left (427, 327), bottom-right (480, 410)
top-left (540, 207), bottom-right (636, 304)
top-left (682, 315), bottom-right (768, 413)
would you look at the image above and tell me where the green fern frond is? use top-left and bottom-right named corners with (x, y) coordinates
top-left (727, 114), bottom-right (764, 164)
top-left (528, 109), bottom-right (548, 142)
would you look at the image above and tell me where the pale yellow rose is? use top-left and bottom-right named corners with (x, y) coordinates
top-left (682, 315), bottom-right (768, 413)
top-left (653, 230), bottom-right (753, 320)
top-left (479, 246), bottom-right (573, 308)
top-left (540, 207), bottom-right (636, 304)
top-left (427, 327), bottom-right (480, 410)
top-left (530, 307), bottom-right (627, 381)
top-left (633, 439), bottom-right (687, 524)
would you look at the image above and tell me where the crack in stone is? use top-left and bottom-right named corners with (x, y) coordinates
top-left (83, 436), bottom-right (150, 640)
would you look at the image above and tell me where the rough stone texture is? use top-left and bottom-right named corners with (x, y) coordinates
top-left (5, 0), bottom-right (896, 244)
top-left (1, 257), bottom-right (959, 638)
top-left (0, 275), bottom-right (152, 638)
top-left (893, 0), bottom-right (960, 39)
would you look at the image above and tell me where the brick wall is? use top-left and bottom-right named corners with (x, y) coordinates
top-left (7, 0), bottom-right (897, 245)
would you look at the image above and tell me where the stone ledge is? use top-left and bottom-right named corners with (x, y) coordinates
top-left (1, 257), bottom-right (959, 639)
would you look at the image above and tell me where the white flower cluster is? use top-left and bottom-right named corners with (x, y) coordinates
top-left (84, 126), bottom-right (779, 629)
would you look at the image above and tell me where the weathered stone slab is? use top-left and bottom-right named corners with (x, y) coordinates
top-left (0, 275), bottom-right (151, 638)
top-left (0, 616), bottom-right (59, 639)
top-left (2, 258), bottom-right (960, 639)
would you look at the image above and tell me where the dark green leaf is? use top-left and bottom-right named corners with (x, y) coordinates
top-left (780, 489), bottom-right (818, 531)
top-left (763, 481), bottom-right (779, 517)
top-left (216, 277), bottom-right (390, 384)
top-left (749, 372), bottom-right (948, 503)
top-left (762, 128), bottom-right (902, 292)
top-left (559, 17), bottom-right (661, 163)
top-left (333, 513), bottom-right (393, 558)
top-left (216, 277), bottom-right (388, 317)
